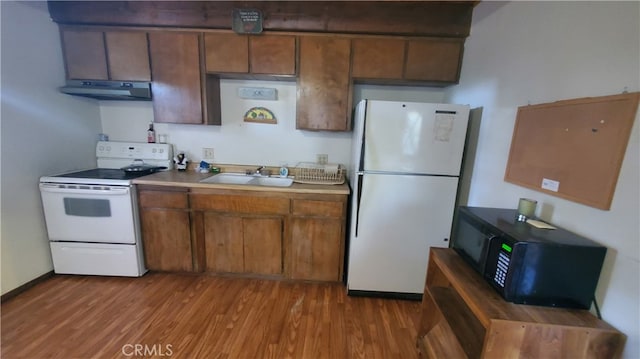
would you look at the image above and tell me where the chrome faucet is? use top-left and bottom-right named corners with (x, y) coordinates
top-left (246, 166), bottom-right (271, 177)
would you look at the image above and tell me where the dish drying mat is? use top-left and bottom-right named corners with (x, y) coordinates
top-left (294, 162), bottom-right (345, 185)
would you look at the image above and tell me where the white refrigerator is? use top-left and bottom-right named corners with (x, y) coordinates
top-left (347, 99), bottom-right (470, 297)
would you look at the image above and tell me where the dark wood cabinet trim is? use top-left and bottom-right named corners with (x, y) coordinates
top-left (48, 1), bottom-right (476, 37)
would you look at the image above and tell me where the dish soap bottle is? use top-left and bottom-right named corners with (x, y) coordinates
top-left (279, 164), bottom-right (289, 178)
top-left (147, 123), bottom-right (156, 143)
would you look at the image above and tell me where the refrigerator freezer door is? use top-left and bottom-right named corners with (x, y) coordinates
top-left (363, 100), bottom-right (469, 175)
top-left (347, 173), bottom-right (459, 294)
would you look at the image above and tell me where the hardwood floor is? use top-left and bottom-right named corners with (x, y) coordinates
top-left (1, 273), bottom-right (422, 359)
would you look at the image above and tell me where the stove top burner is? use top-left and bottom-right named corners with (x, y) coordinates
top-left (56, 168), bottom-right (148, 180)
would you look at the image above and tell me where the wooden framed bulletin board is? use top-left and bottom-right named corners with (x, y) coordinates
top-left (504, 92), bottom-right (639, 210)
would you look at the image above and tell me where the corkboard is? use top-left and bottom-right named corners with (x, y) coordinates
top-left (504, 92), bottom-right (639, 210)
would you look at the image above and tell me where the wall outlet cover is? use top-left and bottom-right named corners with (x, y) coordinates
top-left (316, 154), bottom-right (328, 165)
top-left (202, 148), bottom-right (215, 159)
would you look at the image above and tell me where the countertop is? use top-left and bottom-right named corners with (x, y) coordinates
top-left (132, 170), bottom-right (351, 195)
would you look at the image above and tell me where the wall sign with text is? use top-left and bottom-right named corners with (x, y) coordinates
top-left (232, 9), bottom-right (263, 34)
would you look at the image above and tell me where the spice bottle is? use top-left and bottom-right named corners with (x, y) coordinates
top-left (147, 123), bottom-right (156, 143)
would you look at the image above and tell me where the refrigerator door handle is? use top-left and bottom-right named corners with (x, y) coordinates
top-left (355, 173), bottom-right (364, 237)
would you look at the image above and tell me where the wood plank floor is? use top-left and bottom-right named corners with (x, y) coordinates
top-left (1, 273), bottom-right (422, 359)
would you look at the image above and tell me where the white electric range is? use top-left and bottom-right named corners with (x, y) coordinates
top-left (39, 141), bottom-right (173, 277)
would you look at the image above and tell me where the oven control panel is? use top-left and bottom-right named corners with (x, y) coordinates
top-left (97, 141), bottom-right (172, 160)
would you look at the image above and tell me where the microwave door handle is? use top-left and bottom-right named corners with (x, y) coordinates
top-left (39, 184), bottom-right (130, 196)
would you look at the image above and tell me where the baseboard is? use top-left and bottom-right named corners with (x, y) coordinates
top-left (347, 289), bottom-right (422, 301)
top-left (1, 271), bottom-right (55, 303)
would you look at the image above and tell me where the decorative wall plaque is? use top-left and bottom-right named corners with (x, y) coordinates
top-left (244, 107), bottom-right (277, 124)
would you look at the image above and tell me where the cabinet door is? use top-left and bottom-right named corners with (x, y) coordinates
top-left (204, 33), bottom-right (248, 73)
top-left (203, 214), bottom-right (244, 273)
top-left (351, 37), bottom-right (405, 79)
top-left (405, 38), bottom-right (463, 82)
top-left (105, 31), bottom-right (151, 81)
top-left (243, 217), bottom-right (283, 275)
top-left (149, 32), bottom-right (204, 124)
top-left (61, 29), bottom-right (108, 80)
top-left (250, 35), bottom-right (296, 75)
top-left (290, 217), bottom-right (343, 281)
top-left (297, 36), bottom-right (352, 131)
top-left (140, 209), bottom-right (193, 272)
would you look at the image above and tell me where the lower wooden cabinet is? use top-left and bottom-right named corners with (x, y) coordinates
top-left (289, 198), bottom-right (347, 281)
top-left (290, 217), bottom-right (343, 281)
top-left (138, 186), bottom-right (347, 282)
top-left (242, 217), bottom-right (283, 275)
top-left (418, 248), bottom-right (626, 358)
top-left (203, 213), bottom-right (283, 275)
top-left (138, 186), bottom-right (193, 272)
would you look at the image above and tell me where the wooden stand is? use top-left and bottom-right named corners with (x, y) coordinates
top-left (417, 248), bottom-right (626, 358)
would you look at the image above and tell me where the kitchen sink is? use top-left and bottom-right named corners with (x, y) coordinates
top-left (200, 173), bottom-right (255, 185)
top-left (200, 173), bottom-right (293, 187)
top-left (251, 177), bottom-right (294, 187)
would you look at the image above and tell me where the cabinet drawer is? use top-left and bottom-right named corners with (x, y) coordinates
top-left (190, 194), bottom-right (289, 215)
top-left (292, 200), bottom-right (344, 218)
top-left (139, 191), bottom-right (188, 209)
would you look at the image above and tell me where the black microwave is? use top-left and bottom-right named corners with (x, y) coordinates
top-left (451, 206), bottom-right (607, 309)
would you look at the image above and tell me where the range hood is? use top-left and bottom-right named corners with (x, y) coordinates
top-left (59, 80), bottom-right (152, 101)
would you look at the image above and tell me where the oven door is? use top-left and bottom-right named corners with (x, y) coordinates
top-left (39, 183), bottom-right (137, 244)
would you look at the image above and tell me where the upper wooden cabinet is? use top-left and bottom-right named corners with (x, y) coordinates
top-left (351, 37), bottom-right (405, 79)
top-left (405, 38), bottom-right (464, 83)
top-left (250, 35), bottom-right (296, 75)
top-left (61, 30), bottom-right (107, 80)
top-left (148, 32), bottom-right (220, 125)
top-left (204, 33), bottom-right (248, 73)
top-left (351, 36), bottom-right (464, 84)
top-left (61, 28), bottom-right (150, 81)
top-left (104, 32), bottom-right (151, 81)
top-left (204, 33), bottom-right (296, 76)
top-left (297, 36), bottom-right (352, 131)
top-left (148, 32), bottom-right (202, 124)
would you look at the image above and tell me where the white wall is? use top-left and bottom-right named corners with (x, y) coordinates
top-left (447, 2), bottom-right (640, 357)
top-left (0, 1), bottom-right (102, 294)
top-left (100, 81), bottom-right (446, 170)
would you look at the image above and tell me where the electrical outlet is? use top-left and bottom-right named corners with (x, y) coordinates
top-left (202, 148), bottom-right (215, 159)
top-left (316, 154), bottom-right (328, 165)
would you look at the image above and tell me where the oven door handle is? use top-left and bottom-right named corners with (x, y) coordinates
top-left (39, 183), bottom-right (130, 196)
